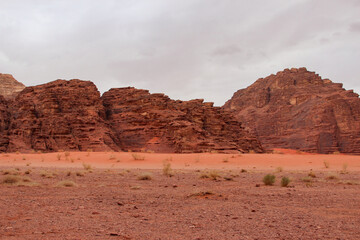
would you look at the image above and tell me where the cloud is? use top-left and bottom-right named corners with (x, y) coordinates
top-left (0, 0), bottom-right (360, 105)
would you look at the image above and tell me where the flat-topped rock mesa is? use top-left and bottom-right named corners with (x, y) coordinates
top-left (7, 80), bottom-right (119, 152)
top-left (0, 74), bottom-right (25, 100)
top-left (102, 87), bottom-right (264, 153)
top-left (224, 67), bottom-right (360, 154)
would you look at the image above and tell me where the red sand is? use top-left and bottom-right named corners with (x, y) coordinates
top-left (1, 151), bottom-right (359, 172)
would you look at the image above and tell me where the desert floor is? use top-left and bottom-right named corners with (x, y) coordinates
top-left (1, 151), bottom-right (360, 239)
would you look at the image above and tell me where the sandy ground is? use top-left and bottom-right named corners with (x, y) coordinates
top-left (1, 151), bottom-right (360, 239)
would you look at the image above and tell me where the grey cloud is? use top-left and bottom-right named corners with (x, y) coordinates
top-left (0, 0), bottom-right (360, 105)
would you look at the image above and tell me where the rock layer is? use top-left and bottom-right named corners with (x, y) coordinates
top-left (7, 80), bottom-right (119, 152)
top-left (224, 68), bottom-right (360, 154)
top-left (102, 87), bottom-right (263, 153)
top-left (0, 74), bottom-right (25, 100)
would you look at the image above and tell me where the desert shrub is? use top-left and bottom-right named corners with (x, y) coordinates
top-left (82, 163), bottom-right (92, 171)
top-left (326, 174), bottom-right (339, 180)
top-left (199, 170), bottom-right (220, 180)
top-left (132, 154), bottom-right (145, 161)
top-left (308, 171), bottom-right (316, 178)
top-left (240, 169), bottom-right (247, 173)
top-left (263, 174), bottom-right (276, 186)
top-left (223, 158), bottom-right (229, 163)
top-left (76, 171), bottom-right (85, 177)
top-left (302, 176), bottom-right (313, 182)
top-left (163, 161), bottom-right (173, 177)
top-left (65, 152), bottom-right (70, 157)
top-left (341, 163), bottom-right (348, 174)
top-left (56, 180), bottom-right (77, 187)
top-left (138, 172), bottom-right (152, 180)
top-left (281, 177), bottom-right (291, 187)
top-left (275, 167), bottom-right (283, 173)
top-left (1, 175), bottom-right (37, 186)
top-left (323, 160), bottom-right (330, 169)
top-left (2, 175), bottom-right (20, 184)
top-left (57, 153), bottom-right (62, 161)
top-left (223, 176), bottom-right (233, 181)
top-left (40, 171), bottom-right (55, 178)
top-left (109, 154), bottom-right (116, 160)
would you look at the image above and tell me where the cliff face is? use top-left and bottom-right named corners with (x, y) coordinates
top-left (224, 68), bottom-right (360, 154)
top-left (0, 77), bottom-right (263, 153)
top-left (102, 87), bottom-right (263, 153)
top-left (6, 80), bottom-right (119, 152)
top-left (0, 74), bottom-right (25, 100)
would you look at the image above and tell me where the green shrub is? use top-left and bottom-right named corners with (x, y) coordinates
top-left (281, 177), bottom-right (291, 187)
top-left (263, 174), bottom-right (276, 186)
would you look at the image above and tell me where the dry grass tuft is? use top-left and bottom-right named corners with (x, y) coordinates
top-left (275, 166), bottom-right (283, 173)
top-left (56, 180), bottom-right (77, 187)
top-left (263, 174), bottom-right (276, 186)
top-left (163, 161), bottom-right (173, 177)
top-left (138, 172), bottom-right (152, 180)
top-left (82, 163), bottom-right (92, 171)
top-left (323, 160), bottom-right (330, 169)
top-left (326, 174), bottom-right (339, 180)
top-left (40, 171), bottom-right (55, 178)
top-left (132, 154), bottom-right (145, 161)
top-left (199, 170), bottom-right (221, 180)
top-left (308, 171), bottom-right (316, 178)
top-left (1, 175), bottom-right (38, 186)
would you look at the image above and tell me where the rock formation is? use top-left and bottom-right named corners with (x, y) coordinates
top-left (102, 87), bottom-right (263, 153)
top-left (0, 74), bottom-right (25, 100)
top-left (0, 76), bottom-right (263, 153)
top-left (224, 67), bottom-right (360, 154)
top-left (6, 80), bottom-right (119, 152)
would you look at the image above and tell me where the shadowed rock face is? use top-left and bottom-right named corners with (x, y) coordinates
top-left (0, 74), bottom-right (25, 100)
top-left (102, 87), bottom-right (264, 153)
top-left (7, 80), bottom-right (119, 152)
top-left (224, 67), bottom-right (360, 154)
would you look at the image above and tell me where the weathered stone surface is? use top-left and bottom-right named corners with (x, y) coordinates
top-left (0, 96), bottom-right (10, 151)
top-left (6, 80), bottom-right (119, 152)
top-left (102, 87), bottom-right (263, 153)
top-left (224, 67), bottom-right (360, 154)
top-left (0, 74), bottom-right (25, 100)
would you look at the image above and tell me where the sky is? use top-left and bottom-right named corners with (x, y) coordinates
top-left (0, 0), bottom-right (359, 106)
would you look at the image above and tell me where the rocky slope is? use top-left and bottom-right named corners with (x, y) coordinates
top-left (102, 87), bottom-right (263, 153)
top-left (0, 74), bottom-right (25, 100)
top-left (6, 80), bottom-right (119, 152)
top-left (224, 67), bottom-right (360, 154)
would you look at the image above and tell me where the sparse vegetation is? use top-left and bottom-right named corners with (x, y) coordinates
top-left (281, 177), bottom-right (291, 187)
top-left (326, 174), bottom-right (339, 180)
top-left (340, 163), bottom-right (348, 174)
top-left (82, 163), bottom-right (92, 171)
top-left (223, 176), bottom-right (233, 181)
top-left (188, 191), bottom-right (214, 198)
top-left (57, 153), bottom-right (62, 161)
top-left (308, 171), bottom-right (316, 178)
top-left (263, 174), bottom-right (276, 186)
top-left (240, 169), bottom-right (247, 173)
top-left (1, 175), bottom-right (37, 186)
top-left (222, 158), bottom-right (229, 163)
top-left (132, 154), bottom-right (145, 161)
top-left (40, 171), bottom-right (55, 178)
top-left (302, 176), bottom-right (313, 183)
top-left (76, 171), bottom-right (85, 177)
top-left (162, 161), bottom-right (173, 177)
top-left (323, 160), bottom-right (330, 169)
top-left (109, 154), bottom-right (116, 160)
top-left (199, 170), bottom-right (221, 180)
top-left (138, 172), bottom-right (152, 180)
top-left (56, 180), bottom-right (77, 187)
top-left (275, 166), bottom-right (283, 173)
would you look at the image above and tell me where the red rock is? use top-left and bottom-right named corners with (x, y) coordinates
top-left (0, 74), bottom-right (25, 100)
top-left (102, 87), bottom-right (263, 153)
top-left (224, 68), bottom-right (360, 154)
top-left (0, 96), bottom-right (10, 151)
top-left (7, 80), bottom-right (119, 152)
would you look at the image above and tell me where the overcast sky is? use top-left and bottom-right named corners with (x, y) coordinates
top-left (0, 0), bottom-right (359, 105)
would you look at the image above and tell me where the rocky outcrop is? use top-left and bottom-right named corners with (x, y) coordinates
top-left (0, 74), bottom-right (25, 100)
top-left (0, 96), bottom-right (10, 152)
top-left (6, 80), bottom-right (119, 152)
top-left (102, 87), bottom-right (263, 153)
top-left (224, 67), bottom-right (360, 154)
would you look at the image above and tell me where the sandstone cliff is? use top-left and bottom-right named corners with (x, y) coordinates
top-left (7, 80), bottom-right (119, 152)
top-left (224, 68), bottom-right (360, 154)
top-left (102, 87), bottom-right (263, 153)
top-left (0, 74), bottom-right (25, 100)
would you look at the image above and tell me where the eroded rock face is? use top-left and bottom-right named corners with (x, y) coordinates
top-left (0, 96), bottom-right (10, 151)
top-left (0, 74), bottom-right (25, 100)
top-left (224, 68), bottom-right (360, 154)
top-left (7, 80), bottom-right (119, 152)
top-left (102, 87), bottom-right (263, 153)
